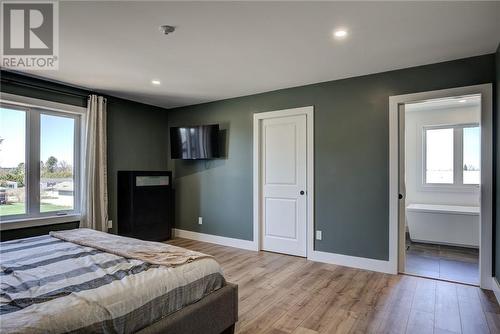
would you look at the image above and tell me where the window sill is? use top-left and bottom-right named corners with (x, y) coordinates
top-left (0, 214), bottom-right (81, 231)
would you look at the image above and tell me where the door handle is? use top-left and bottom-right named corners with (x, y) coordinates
top-left (300, 191), bottom-right (305, 195)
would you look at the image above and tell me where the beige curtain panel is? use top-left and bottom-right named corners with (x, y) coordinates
top-left (81, 95), bottom-right (108, 232)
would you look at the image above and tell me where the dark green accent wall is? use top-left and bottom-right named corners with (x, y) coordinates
top-left (495, 44), bottom-right (500, 279)
top-left (168, 54), bottom-right (496, 261)
top-left (1, 71), bottom-right (88, 107)
top-left (1, 54), bottom-right (496, 261)
top-left (106, 98), bottom-right (169, 233)
top-left (0, 70), bottom-right (169, 238)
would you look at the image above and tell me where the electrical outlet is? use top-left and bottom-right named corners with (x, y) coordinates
top-left (316, 230), bottom-right (322, 240)
top-left (198, 217), bottom-right (203, 225)
top-left (107, 220), bottom-right (113, 229)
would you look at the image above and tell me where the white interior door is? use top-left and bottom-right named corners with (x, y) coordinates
top-left (261, 114), bottom-right (307, 257)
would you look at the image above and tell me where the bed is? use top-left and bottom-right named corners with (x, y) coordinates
top-left (0, 229), bottom-right (238, 334)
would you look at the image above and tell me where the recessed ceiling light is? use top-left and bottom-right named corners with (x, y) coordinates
top-left (333, 29), bottom-right (348, 39)
top-left (151, 80), bottom-right (161, 85)
top-left (458, 99), bottom-right (467, 103)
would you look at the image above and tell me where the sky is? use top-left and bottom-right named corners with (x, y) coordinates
top-left (463, 126), bottom-right (480, 169)
top-left (426, 128), bottom-right (454, 171)
top-left (0, 107), bottom-right (74, 168)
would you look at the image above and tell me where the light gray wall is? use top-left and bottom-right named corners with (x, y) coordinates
top-left (167, 54), bottom-right (495, 261)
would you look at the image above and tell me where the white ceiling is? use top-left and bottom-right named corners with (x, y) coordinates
top-left (20, 1), bottom-right (500, 109)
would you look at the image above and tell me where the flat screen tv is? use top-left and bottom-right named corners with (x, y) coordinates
top-left (170, 124), bottom-right (220, 159)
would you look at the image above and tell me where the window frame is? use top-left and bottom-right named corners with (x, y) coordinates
top-left (422, 123), bottom-right (480, 190)
top-left (0, 94), bottom-right (85, 226)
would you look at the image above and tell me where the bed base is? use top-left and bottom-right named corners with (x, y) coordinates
top-left (137, 283), bottom-right (238, 334)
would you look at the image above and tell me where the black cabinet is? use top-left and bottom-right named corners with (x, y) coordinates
top-left (117, 171), bottom-right (173, 241)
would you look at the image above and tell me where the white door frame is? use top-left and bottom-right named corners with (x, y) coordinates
top-left (389, 84), bottom-right (493, 289)
top-left (253, 106), bottom-right (314, 257)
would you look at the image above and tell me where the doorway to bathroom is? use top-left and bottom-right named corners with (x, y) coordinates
top-left (389, 84), bottom-right (493, 288)
top-left (403, 95), bottom-right (481, 284)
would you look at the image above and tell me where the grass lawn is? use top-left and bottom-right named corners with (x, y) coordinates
top-left (0, 203), bottom-right (72, 216)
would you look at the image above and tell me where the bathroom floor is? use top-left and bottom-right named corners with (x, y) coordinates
top-left (405, 235), bottom-right (479, 285)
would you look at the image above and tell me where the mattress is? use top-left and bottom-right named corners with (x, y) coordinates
top-left (0, 234), bottom-right (225, 334)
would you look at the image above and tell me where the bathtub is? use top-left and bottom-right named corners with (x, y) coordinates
top-left (406, 204), bottom-right (479, 248)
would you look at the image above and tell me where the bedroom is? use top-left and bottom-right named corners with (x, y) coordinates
top-left (1, 1), bottom-right (500, 333)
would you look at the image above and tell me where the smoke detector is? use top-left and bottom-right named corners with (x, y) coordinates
top-left (159, 25), bottom-right (176, 35)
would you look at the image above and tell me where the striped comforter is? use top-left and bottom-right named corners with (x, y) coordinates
top-left (0, 234), bottom-right (226, 333)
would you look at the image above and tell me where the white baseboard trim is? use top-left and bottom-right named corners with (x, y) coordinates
top-left (307, 250), bottom-right (395, 274)
top-left (174, 229), bottom-right (395, 274)
top-left (491, 277), bottom-right (500, 303)
top-left (173, 229), bottom-right (258, 251)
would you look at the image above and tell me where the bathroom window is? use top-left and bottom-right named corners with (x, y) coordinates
top-left (423, 124), bottom-right (480, 187)
top-left (462, 126), bottom-right (480, 184)
top-left (425, 128), bottom-right (454, 184)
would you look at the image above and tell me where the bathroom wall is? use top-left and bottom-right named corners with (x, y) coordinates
top-left (405, 103), bottom-right (480, 207)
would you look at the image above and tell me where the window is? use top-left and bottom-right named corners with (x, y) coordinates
top-left (0, 102), bottom-right (80, 221)
top-left (463, 126), bottom-right (480, 184)
top-left (425, 128), bottom-right (454, 184)
top-left (0, 107), bottom-right (26, 216)
top-left (40, 114), bottom-right (76, 213)
top-left (423, 124), bottom-right (480, 187)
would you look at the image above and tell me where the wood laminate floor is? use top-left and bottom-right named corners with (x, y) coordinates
top-left (168, 238), bottom-right (500, 334)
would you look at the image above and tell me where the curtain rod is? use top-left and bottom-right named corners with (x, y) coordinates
top-left (1, 77), bottom-right (91, 99)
